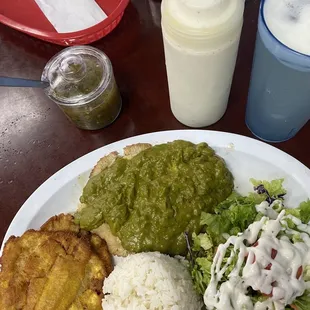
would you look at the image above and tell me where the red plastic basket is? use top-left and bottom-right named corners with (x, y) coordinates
top-left (0, 0), bottom-right (130, 46)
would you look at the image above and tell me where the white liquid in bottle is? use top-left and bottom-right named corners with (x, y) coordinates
top-left (161, 0), bottom-right (245, 127)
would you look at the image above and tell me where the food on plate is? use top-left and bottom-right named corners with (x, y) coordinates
top-left (102, 252), bottom-right (203, 310)
top-left (6, 132), bottom-right (310, 310)
top-left (189, 179), bottom-right (310, 310)
top-left (75, 140), bottom-right (234, 256)
top-left (0, 214), bottom-right (113, 310)
top-left (41, 213), bottom-right (113, 275)
top-left (41, 213), bottom-right (81, 233)
top-left (92, 222), bottom-right (129, 257)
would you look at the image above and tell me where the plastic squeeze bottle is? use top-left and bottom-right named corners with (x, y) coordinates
top-left (161, 0), bottom-right (245, 127)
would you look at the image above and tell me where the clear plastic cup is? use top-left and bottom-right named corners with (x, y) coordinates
top-left (245, 0), bottom-right (310, 143)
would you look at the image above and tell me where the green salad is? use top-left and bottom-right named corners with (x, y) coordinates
top-left (187, 179), bottom-right (310, 310)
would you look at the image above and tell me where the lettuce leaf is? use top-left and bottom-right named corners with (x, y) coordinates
top-left (285, 200), bottom-right (310, 224)
top-left (303, 266), bottom-right (310, 282)
top-left (250, 178), bottom-right (286, 204)
top-left (190, 233), bottom-right (215, 295)
top-left (291, 291), bottom-right (310, 310)
top-left (191, 258), bottom-right (212, 295)
top-left (200, 212), bottom-right (232, 245)
top-left (249, 289), bottom-right (268, 304)
top-left (299, 200), bottom-right (310, 223)
top-left (190, 237), bottom-right (235, 295)
top-left (192, 233), bottom-right (213, 252)
top-left (250, 178), bottom-right (287, 197)
top-left (201, 194), bottom-right (259, 245)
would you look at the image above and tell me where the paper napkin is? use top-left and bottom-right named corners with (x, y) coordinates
top-left (35, 0), bottom-right (108, 33)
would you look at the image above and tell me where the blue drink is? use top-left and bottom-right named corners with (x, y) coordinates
top-left (246, 0), bottom-right (310, 142)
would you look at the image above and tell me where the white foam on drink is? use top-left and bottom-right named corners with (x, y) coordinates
top-left (264, 0), bottom-right (310, 55)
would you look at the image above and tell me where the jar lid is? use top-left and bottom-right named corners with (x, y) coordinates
top-left (162, 0), bottom-right (244, 36)
top-left (42, 46), bottom-right (112, 105)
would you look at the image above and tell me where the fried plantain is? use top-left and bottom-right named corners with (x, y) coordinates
top-left (40, 213), bottom-right (80, 233)
top-left (0, 214), bottom-right (113, 310)
top-left (41, 214), bottom-right (113, 276)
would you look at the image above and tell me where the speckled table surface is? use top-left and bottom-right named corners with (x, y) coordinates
top-left (0, 0), bottom-right (309, 244)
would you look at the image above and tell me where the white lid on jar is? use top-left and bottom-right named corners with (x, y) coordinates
top-left (42, 46), bottom-right (112, 106)
top-left (162, 0), bottom-right (245, 37)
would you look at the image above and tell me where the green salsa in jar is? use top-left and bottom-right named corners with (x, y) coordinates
top-left (42, 46), bottom-right (122, 130)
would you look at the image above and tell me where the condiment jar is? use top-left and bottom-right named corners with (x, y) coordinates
top-left (42, 46), bottom-right (122, 130)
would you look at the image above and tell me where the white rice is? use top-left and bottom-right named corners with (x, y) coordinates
top-left (102, 252), bottom-right (203, 310)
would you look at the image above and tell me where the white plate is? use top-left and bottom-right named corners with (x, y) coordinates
top-left (2, 129), bottom-right (310, 253)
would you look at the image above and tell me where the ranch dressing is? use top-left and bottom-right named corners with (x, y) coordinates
top-left (204, 209), bottom-right (310, 309)
top-left (161, 0), bottom-right (245, 127)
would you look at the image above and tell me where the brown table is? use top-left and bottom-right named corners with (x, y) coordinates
top-left (0, 0), bottom-right (309, 245)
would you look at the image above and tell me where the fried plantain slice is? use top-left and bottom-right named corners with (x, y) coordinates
top-left (0, 214), bottom-right (113, 310)
top-left (40, 213), bottom-right (80, 233)
top-left (40, 213), bottom-right (113, 276)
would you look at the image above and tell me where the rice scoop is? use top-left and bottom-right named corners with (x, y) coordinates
top-left (102, 252), bottom-right (203, 310)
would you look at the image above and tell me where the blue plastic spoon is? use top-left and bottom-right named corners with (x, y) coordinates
top-left (0, 77), bottom-right (49, 88)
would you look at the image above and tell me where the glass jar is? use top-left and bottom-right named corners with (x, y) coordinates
top-left (42, 46), bottom-right (122, 130)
